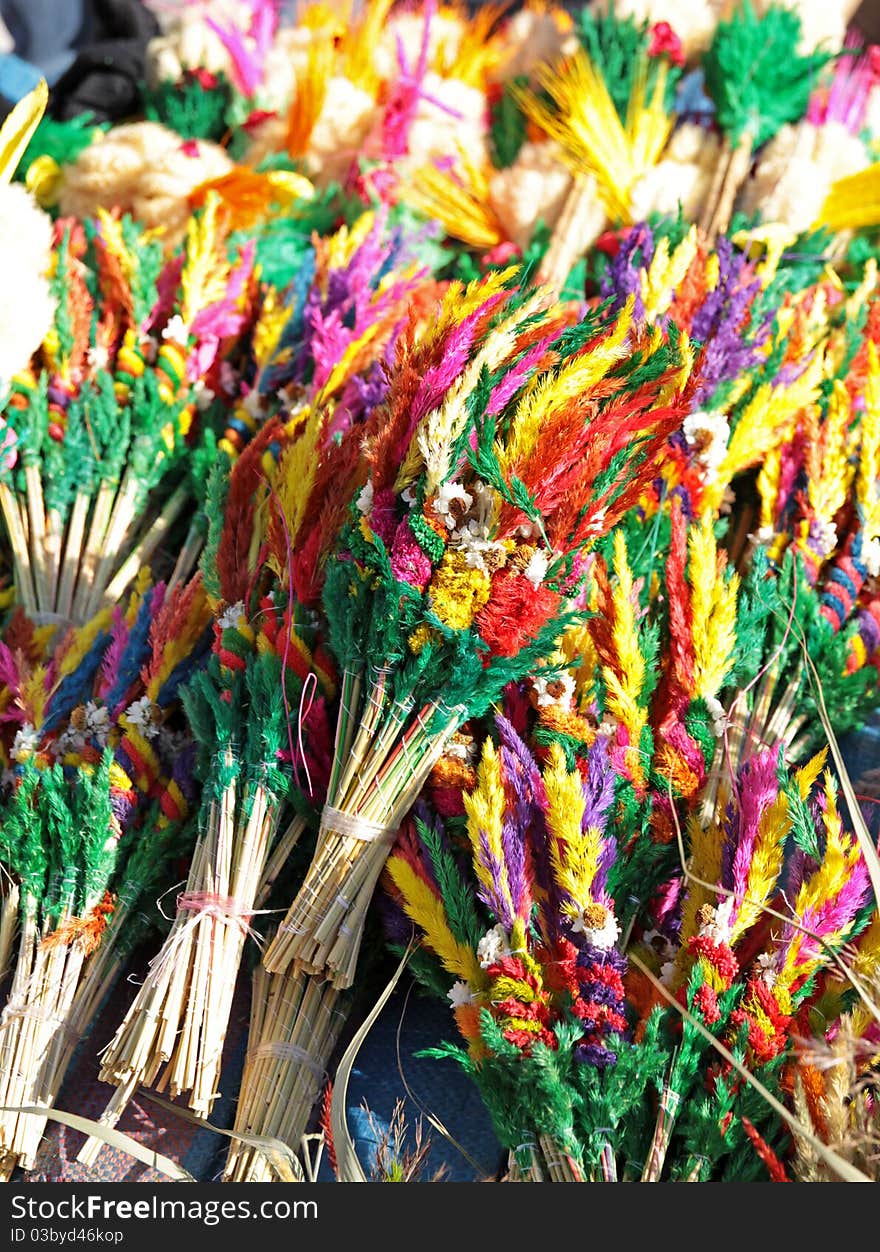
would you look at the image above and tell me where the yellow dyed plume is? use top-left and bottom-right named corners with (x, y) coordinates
top-left (857, 342), bottom-right (880, 541)
top-left (463, 739), bottom-right (511, 913)
top-left (778, 772), bottom-right (865, 992)
top-left (601, 532), bottom-right (647, 784)
top-left (180, 194), bottom-right (231, 328)
top-left (268, 407), bottom-right (323, 561)
top-left (641, 227), bottom-right (698, 322)
top-left (807, 381), bottom-right (855, 528)
top-left (0, 79), bottom-right (47, 184)
top-left (729, 790), bottom-right (790, 944)
top-left (519, 50), bottom-right (672, 222)
top-left (543, 742), bottom-right (592, 919)
top-left (387, 856), bottom-right (487, 988)
top-left (689, 513), bottom-right (739, 700)
top-left (818, 163), bottom-right (880, 233)
top-left (714, 348), bottom-right (825, 502)
top-left (499, 297), bottom-right (634, 478)
top-left (404, 159), bottom-right (504, 250)
top-left (287, 38), bottom-right (334, 157)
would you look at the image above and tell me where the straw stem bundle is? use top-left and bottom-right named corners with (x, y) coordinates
top-left (224, 959), bottom-right (345, 1182)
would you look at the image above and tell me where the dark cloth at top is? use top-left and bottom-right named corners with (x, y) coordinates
top-left (49, 0), bottom-right (159, 123)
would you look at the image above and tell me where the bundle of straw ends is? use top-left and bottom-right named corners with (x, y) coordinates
top-left (223, 958), bottom-right (346, 1182)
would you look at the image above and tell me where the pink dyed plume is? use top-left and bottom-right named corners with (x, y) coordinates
top-left (206, 0), bottom-right (279, 97)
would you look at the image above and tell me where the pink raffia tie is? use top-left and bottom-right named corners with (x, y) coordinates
top-left (176, 891), bottom-right (256, 935)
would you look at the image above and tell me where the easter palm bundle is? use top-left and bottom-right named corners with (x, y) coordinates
top-left (79, 597), bottom-right (335, 1156)
top-left (78, 410), bottom-right (344, 1160)
top-left (222, 954), bottom-right (347, 1182)
top-left (0, 194), bottom-right (257, 626)
top-left (0, 575), bottom-right (210, 1175)
top-left (384, 699), bottom-right (875, 1181)
top-left (264, 266), bottom-right (703, 990)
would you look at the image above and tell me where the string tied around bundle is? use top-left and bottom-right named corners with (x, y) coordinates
top-left (251, 1041), bottom-right (324, 1083)
top-left (319, 805), bottom-right (397, 845)
top-left (176, 890), bottom-right (259, 937)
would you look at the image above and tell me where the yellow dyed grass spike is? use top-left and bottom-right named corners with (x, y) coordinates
top-left (252, 288), bottom-right (292, 374)
top-left (730, 791), bottom-right (790, 944)
top-left (689, 514), bottom-right (738, 701)
top-left (442, 3), bottom-right (508, 86)
top-left (519, 50), bottom-right (672, 223)
top-left (641, 227), bottom-right (698, 322)
top-left (600, 533), bottom-right (648, 781)
top-left (386, 856), bottom-right (486, 987)
top-left (180, 193), bottom-right (231, 329)
top-left (662, 329), bottom-right (693, 404)
top-left (807, 381), bottom-right (855, 527)
top-left (343, 0), bottom-right (395, 94)
top-left (21, 666), bottom-right (50, 729)
top-left (857, 342), bottom-right (880, 539)
top-left (715, 349), bottom-right (825, 496)
top-left (849, 911), bottom-right (880, 1040)
top-left (779, 773), bottom-right (864, 992)
top-left (796, 749), bottom-right (828, 801)
top-left (0, 79), bottom-right (48, 184)
top-left (95, 209), bottom-right (137, 290)
top-left (404, 161), bottom-right (504, 250)
top-left (401, 288), bottom-right (546, 492)
top-left (463, 739), bottom-right (511, 912)
top-left (327, 211), bottom-right (376, 271)
top-left (676, 813), bottom-right (724, 961)
top-left (560, 620), bottom-right (598, 706)
top-left (818, 163), bottom-right (880, 233)
top-left (731, 225), bottom-right (799, 287)
top-left (543, 742), bottom-right (594, 917)
top-left (287, 37), bottom-right (335, 158)
top-left (499, 296), bottom-right (634, 478)
top-left (757, 446), bottom-right (782, 535)
top-left (269, 406), bottom-right (323, 562)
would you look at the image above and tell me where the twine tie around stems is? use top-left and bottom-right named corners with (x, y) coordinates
top-left (0, 1002), bottom-right (81, 1038)
top-left (176, 890), bottom-right (257, 931)
top-left (146, 891), bottom-right (263, 982)
top-left (276, 808), bottom-right (396, 936)
top-left (251, 1041), bottom-right (324, 1080)
top-left (319, 806), bottom-right (397, 844)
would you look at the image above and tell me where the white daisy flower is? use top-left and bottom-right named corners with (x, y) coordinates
top-left (755, 951), bottom-right (779, 989)
top-left (704, 693), bottom-right (729, 739)
top-left (697, 896), bottom-right (735, 945)
top-left (218, 600), bottom-right (246, 631)
top-left (161, 314), bottom-right (189, 344)
top-left (571, 905), bottom-right (621, 951)
top-left (863, 536), bottom-right (880, 579)
top-left (125, 696), bottom-right (160, 740)
top-left (193, 379), bottom-right (215, 411)
top-left (683, 409), bottom-right (730, 481)
top-left (434, 482), bottom-right (473, 529)
top-left (84, 701), bottom-right (111, 746)
top-left (447, 980), bottom-right (476, 1008)
top-left (12, 723), bottom-right (38, 763)
top-left (522, 548), bottom-right (549, 588)
top-left (477, 923), bottom-right (511, 969)
top-left (809, 517), bottom-right (837, 558)
top-left (242, 389), bottom-right (263, 420)
top-left (356, 480), bottom-right (374, 515)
